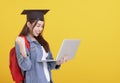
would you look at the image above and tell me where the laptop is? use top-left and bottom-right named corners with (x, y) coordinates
top-left (39, 39), bottom-right (80, 62)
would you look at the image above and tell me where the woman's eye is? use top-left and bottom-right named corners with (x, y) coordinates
top-left (36, 24), bottom-right (43, 28)
top-left (36, 24), bottom-right (40, 27)
top-left (37, 25), bottom-right (40, 27)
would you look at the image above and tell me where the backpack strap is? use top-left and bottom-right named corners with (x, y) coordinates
top-left (23, 36), bottom-right (30, 51)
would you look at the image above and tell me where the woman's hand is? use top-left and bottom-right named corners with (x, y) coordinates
top-left (56, 55), bottom-right (69, 65)
top-left (15, 36), bottom-right (27, 58)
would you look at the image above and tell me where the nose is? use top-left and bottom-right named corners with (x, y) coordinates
top-left (38, 26), bottom-right (43, 32)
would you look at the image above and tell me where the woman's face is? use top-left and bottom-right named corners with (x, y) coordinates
top-left (28, 20), bottom-right (44, 37)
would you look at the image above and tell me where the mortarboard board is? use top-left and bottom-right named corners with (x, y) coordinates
top-left (21, 9), bottom-right (49, 21)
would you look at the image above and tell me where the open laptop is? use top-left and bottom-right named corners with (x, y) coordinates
top-left (39, 39), bottom-right (80, 62)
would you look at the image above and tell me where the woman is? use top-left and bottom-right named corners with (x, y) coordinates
top-left (15, 9), bottom-right (67, 83)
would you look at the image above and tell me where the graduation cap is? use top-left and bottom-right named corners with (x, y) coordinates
top-left (21, 9), bottom-right (49, 21)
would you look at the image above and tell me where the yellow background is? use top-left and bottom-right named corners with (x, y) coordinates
top-left (0, 0), bottom-right (120, 83)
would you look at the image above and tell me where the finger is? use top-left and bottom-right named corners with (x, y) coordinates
top-left (16, 37), bottom-right (23, 42)
top-left (56, 60), bottom-right (61, 65)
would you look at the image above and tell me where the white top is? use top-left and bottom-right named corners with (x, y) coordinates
top-left (41, 46), bottom-right (50, 82)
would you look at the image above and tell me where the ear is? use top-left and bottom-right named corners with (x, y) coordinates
top-left (27, 22), bottom-right (32, 29)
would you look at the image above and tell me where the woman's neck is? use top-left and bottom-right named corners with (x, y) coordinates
top-left (28, 33), bottom-right (37, 41)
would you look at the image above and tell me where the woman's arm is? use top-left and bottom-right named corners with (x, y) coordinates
top-left (47, 52), bottom-right (61, 70)
top-left (15, 37), bottom-right (32, 71)
top-left (47, 52), bottom-right (68, 70)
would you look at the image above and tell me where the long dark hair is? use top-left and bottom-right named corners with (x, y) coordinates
top-left (19, 19), bottom-right (50, 52)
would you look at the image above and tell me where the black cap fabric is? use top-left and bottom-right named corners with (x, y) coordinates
top-left (21, 10), bottom-right (49, 21)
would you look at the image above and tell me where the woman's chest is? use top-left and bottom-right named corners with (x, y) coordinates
top-left (29, 42), bottom-right (43, 61)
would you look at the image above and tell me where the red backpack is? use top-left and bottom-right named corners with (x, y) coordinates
top-left (9, 36), bottom-right (30, 83)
